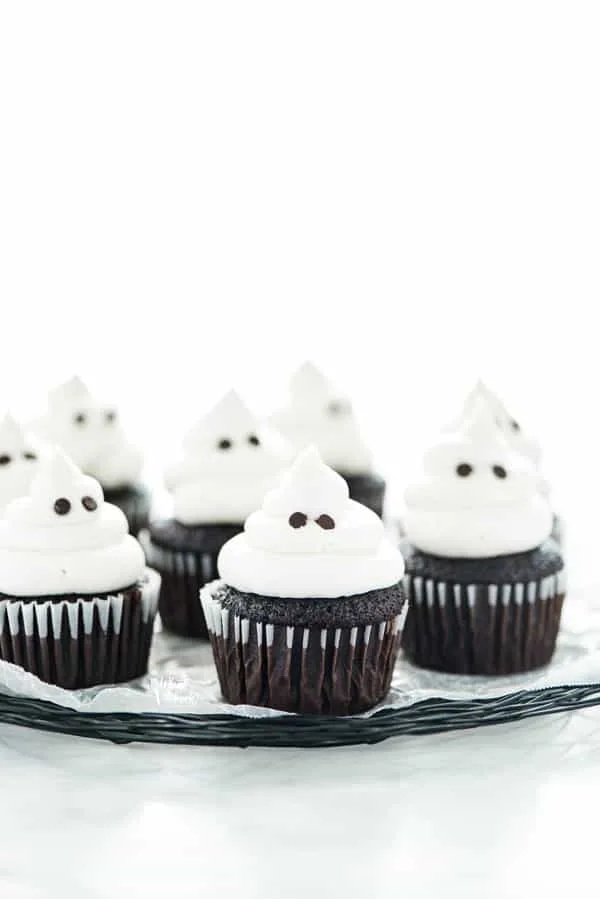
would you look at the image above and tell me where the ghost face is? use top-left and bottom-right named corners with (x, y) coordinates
top-left (179, 425), bottom-right (283, 482)
top-left (52, 403), bottom-right (120, 469)
top-left (33, 474), bottom-right (104, 529)
top-left (0, 445), bottom-right (40, 508)
top-left (405, 439), bottom-right (545, 511)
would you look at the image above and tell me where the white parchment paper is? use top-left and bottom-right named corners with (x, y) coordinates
top-left (0, 587), bottom-right (598, 719)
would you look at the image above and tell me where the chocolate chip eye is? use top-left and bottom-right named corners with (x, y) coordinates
top-left (82, 496), bottom-right (98, 511)
top-left (23, 451), bottom-right (37, 461)
top-left (456, 463), bottom-right (473, 477)
top-left (511, 420), bottom-right (520, 432)
top-left (74, 412), bottom-right (86, 426)
top-left (288, 512), bottom-right (308, 529)
top-left (493, 465), bottom-right (507, 479)
top-left (217, 438), bottom-right (232, 450)
top-left (105, 410), bottom-right (117, 424)
top-left (247, 434), bottom-right (260, 447)
top-left (0, 455), bottom-right (11, 466)
top-left (327, 400), bottom-right (350, 416)
top-left (316, 514), bottom-right (335, 530)
top-left (54, 497), bottom-right (71, 515)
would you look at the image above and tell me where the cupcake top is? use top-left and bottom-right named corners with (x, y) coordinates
top-left (0, 414), bottom-right (43, 511)
top-left (404, 398), bottom-right (552, 559)
top-left (0, 450), bottom-right (145, 596)
top-left (165, 390), bottom-right (291, 526)
top-left (459, 380), bottom-right (542, 466)
top-left (35, 376), bottom-right (143, 490)
top-left (271, 362), bottom-right (373, 475)
top-left (218, 447), bottom-right (404, 597)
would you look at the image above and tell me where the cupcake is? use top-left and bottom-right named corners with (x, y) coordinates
top-left (142, 390), bottom-right (290, 638)
top-left (201, 447), bottom-right (406, 714)
top-left (0, 450), bottom-right (159, 688)
top-left (0, 414), bottom-right (43, 512)
top-left (34, 376), bottom-right (149, 535)
top-left (271, 362), bottom-right (386, 517)
top-left (458, 380), bottom-right (562, 543)
top-left (401, 399), bottom-right (566, 675)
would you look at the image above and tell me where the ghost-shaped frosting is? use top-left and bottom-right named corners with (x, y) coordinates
top-left (0, 414), bottom-right (43, 512)
top-left (270, 362), bottom-right (373, 475)
top-left (165, 390), bottom-right (292, 525)
top-left (0, 450), bottom-right (145, 596)
top-left (457, 380), bottom-right (542, 467)
top-left (34, 376), bottom-right (143, 490)
top-left (404, 398), bottom-right (552, 559)
top-left (218, 447), bottom-right (404, 597)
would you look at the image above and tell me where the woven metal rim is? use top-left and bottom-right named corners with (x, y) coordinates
top-left (0, 682), bottom-right (599, 747)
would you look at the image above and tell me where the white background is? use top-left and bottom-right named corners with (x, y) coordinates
top-left (1, 1), bottom-right (598, 559)
top-left (1, 4), bottom-right (600, 897)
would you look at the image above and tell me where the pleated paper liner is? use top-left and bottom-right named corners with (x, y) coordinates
top-left (402, 570), bottom-right (567, 675)
top-left (140, 529), bottom-right (237, 639)
top-left (0, 569), bottom-right (160, 689)
top-left (201, 582), bottom-right (408, 715)
top-left (0, 585), bottom-right (598, 746)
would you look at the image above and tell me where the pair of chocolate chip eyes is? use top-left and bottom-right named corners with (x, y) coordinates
top-left (0, 452), bottom-right (37, 466)
top-left (217, 435), bottom-right (260, 450)
top-left (73, 411), bottom-right (116, 426)
top-left (456, 463), bottom-right (507, 479)
top-left (53, 496), bottom-right (98, 515)
top-left (288, 512), bottom-right (335, 530)
top-left (327, 400), bottom-right (351, 417)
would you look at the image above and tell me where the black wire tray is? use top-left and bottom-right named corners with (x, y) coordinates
top-left (0, 681), bottom-right (599, 748)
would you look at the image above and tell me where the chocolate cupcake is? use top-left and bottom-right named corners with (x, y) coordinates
top-left (0, 451), bottom-right (159, 689)
top-left (271, 362), bottom-right (386, 517)
top-left (0, 414), bottom-right (44, 512)
top-left (34, 376), bottom-right (150, 535)
top-left (401, 398), bottom-right (566, 675)
top-left (201, 447), bottom-right (406, 714)
top-left (142, 390), bottom-right (290, 638)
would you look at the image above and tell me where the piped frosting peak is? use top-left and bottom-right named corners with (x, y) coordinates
top-left (0, 449), bottom-right (145, 596)
top-left (458, 380), bottom-right (542, 466)
top-left (404, 398), bottom-right (552, 559)
top-left (165, 390), bottom-right (291, 525)
top-left (36, 376), bottom-right (143, 490)
top-left (218, 447), bottom-right (404, 597)
top-left (271, 362), bottom-right (373, 475)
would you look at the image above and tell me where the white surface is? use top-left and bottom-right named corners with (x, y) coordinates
top-left (0, 710), bottom-right (599, 898)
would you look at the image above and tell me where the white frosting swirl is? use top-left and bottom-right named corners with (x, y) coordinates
top-left (0, 450), bottom-right (145, 596)
top-left (166, 390), bottom-right (292, 525)
top-left (0, 415), bottom-right (44, 511)
top-left (218, 447), bottom-right (404, 598)
top-left (404, 398), bottom-right (552, 559)
top-left (270, 362), bottom-right (373, 475)
top-left (35, 376), bottom-right (143, 489)
top-left (459, 381), bottom-right (542, 466)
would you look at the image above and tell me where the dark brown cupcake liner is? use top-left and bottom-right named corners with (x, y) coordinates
top-left (201, 582), bottom-right (406, 715)
top-left (0, 569), bottom-right (160, 689)
top-left (402, 570), bottom-right (567, 675)
top-left (139, 532), bottom-right (218, 638)
top-left (103, 486), bottom-right (151, 536)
